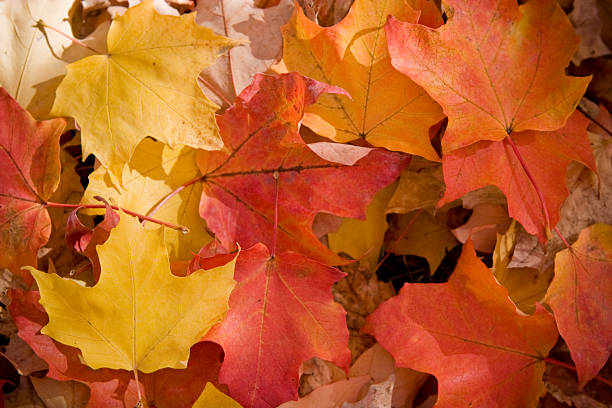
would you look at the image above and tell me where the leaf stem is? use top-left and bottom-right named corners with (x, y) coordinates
top-left (271, 171), bottom-right (280, 257)
top-left (577, 105), bottom-right (612, 138)
top-left (35, 20), bottom-right (103, 55)
top-left (133, 368), bottom-right (144, 406)
top-left (504, 135), bottom-right (558, 242)
top-left (544, 357), bottom-right (612, 388)
top-left (143, 175), bottom-right (203, 224)
top-left (45, 202), bottom-right (189, 233)
top-left (198, 74), bottom-right (233, 107)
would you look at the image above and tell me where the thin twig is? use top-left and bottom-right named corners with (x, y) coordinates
top-left (45, 202), bottom-right (189, 233)
top-left (143, 176), bottom-right (203, 224)
top-left (198, 74), bottom-right (233, 106)
top-left (577, 105), bottom-right (612, 138)
top-left (36, 20), bottom-right (103, 55)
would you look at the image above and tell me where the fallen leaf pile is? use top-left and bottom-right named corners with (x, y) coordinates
top-left (0, 0), bottom-right (610, 407)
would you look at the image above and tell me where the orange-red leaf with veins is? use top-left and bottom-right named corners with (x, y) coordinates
top-left (198, 73), bottom-right (407, 265)
top-left (198, 244), bottom-right (350, 408)
top-left (365, 240), bottom-right (559, 407)
top-left (546, 224), bottom-right (612, 388)
top-left (9, 289), bottom-right (224, 408)
top-left (0, 88), bottom-right (65, 283)
top-left (438, 111), bottom-right (596, 243)
top-left (65, 204), bottom-right (119, 280)
top-left (385, 0), bottom-right (591, 152)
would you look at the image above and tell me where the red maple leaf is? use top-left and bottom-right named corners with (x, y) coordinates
top-left (546, 224), bottom-right (612, 388)
top-left (385, 0), bottom-right (590, 152)
top-left (0, 89), bottom-right (65, 283)
top-left (365, 240), bottom-right (559, 407)
top-left (438, 111), bottom-right (596, 243)
top-left (197, 244), bottom-right (350, 408)
top-left (197, 73), bottom-right (408, 265)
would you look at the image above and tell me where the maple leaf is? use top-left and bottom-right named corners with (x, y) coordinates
top-left (25, 212), bottom-right (236, 373)
top-left (200, 244), bottom-right (350, 408)
top-left (365, 240), bottom-right (559, 407)
top-left (0, 88), bottom-right (65, 283)
top-left (438, 111), bottom-right (596, 243)
top-left (385, 0), bottom-right (591, 152)
top-left (198, 72), bottom-right (407, 265)
top-left (545, 224), bottom-right (612, 388)
top-left (0, 0), bottom-right (73, 118)
top-left (9, 289), bottom-right (226, 408)
top-left (82, 138), bottom-right (211, 263)
top-left (281, 0), bottom-right (444, 160)
top-left (196, 0), bottom-right (294, 107)
top-left (50, 0), bottom-right (239, 178)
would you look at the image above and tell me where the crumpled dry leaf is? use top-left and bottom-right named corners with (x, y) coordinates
top-left (342, 374), bottom-right (394, 408)
top-left (492, 221), bottom-right (553, 314)
top-left (30, 376), bottom-right (90, 408)
top-left (0, 0), bottom-right (73, 118)
top-left (196, 0), bottom-right (294, 107)
top-left (278, 376), bottom-right (372, 408)
top-left (332, 262), bottom-right (395, 359)
top-left (569, 0), bottom-right (612, 64)
top-left (348, 344), bottom-right (428, 408)
top-left (299, 358), bottom-right (346, 396)
top-left (4, 376), bottom-right (46, 407)
top-left (3, 334), bottom-right (48, 376)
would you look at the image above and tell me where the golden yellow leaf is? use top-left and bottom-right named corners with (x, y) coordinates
top-left (27, 213), bottom-right (236, 373)
top-left (50, 0), bottom-right (238, 177)
top-left (192, 383), bottom-right (243, 408)
top-left (492, 221), bottom-right (552, 314)
top-left (281, 0), bottom-right (444, 160)
top-left (82, 138), bottom-right (211, 261)
top-left (328, 183), bottom-right (397, 269)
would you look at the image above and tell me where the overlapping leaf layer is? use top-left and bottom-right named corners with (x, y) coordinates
top-left (0, 0), bottom-right (610, 406)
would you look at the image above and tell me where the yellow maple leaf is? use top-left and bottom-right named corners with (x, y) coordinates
top-left (26, 212), bottom-right (236, 373)
top-left (281, 0), bottom-right (444, 161)
top-left (50, 0), bottom-right (239, 178)
top-left (82, 138), bottom-right (210, 262)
